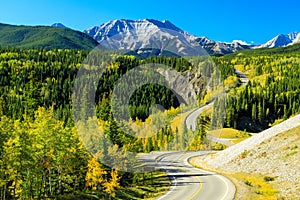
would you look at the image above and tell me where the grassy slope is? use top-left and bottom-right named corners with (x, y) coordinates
top-left (0, 23), bottom-right (98, 49)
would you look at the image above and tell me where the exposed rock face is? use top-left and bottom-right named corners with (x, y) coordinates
top-left (158, 69), bottom-right (198, 105)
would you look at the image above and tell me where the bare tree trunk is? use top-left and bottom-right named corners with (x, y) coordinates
top-left (38, 174), bottom-right (43, 200)
top-left (43, 171), bottom-right (46, 198)
top-left (48, 168), bottom-right (52, 197)
top-left (58, 167), bottom-right (62, 195)
top-left (73, 174), bottom-right (78, 192)
top-left (28, 170), bottom-right (33, 199)
top-left (4, 183), bottom-right (6, 200)
top-left (2, 183), bottom-right (7, 200)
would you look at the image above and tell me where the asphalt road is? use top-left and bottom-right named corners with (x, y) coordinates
top-left (139, 151), bottom-right (236, 200)
top-left (185, 103), bottom-right (234, 147)
top-left (185, 68), bottom-right (250, 147)
top-left (185, 103), bottom-right (214, 132)
top-left (137, 69), bottom-right (247, 199)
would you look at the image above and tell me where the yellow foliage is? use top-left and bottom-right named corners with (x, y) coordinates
top-left (103, 169), bottom-right (120, 198)
top-left (166, 107), bottom-right (180, 119)
top-left (224, 75), bottom-right (239, 89)
top-left (107, 62), bottom-right (120, 71)
top-left (85, 157), bottom-right (107, 191)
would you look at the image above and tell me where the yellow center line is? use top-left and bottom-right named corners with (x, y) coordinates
top-left (184, 152), bottom-right (204, 200)
top-left (156, 152), bottom-right (204, 200)
top-left (188, 175), bottom-right (203, 200)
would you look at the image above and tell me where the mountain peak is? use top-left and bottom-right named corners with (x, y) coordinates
top-left (84, 19), bottom-right (250, 56)
top-left (51, 23), bottom-right (67, 28)
top-left (256, 32), bottom-right (300, 49)
top-left (84, 19), bottom-right (186, 44)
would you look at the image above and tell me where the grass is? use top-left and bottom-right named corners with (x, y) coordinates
top-left (170, 110), bottom-right (191, 133)
top-left (284, 151), bottom-right (297, 158)
top-left (209, 128), bottom-right (240, 138)
top-left (231, 173), bottom-right (279, 199)
top-left (208, 128), bottom-right (251, 145)
top-left (231, 137), bottom-right (248, 144)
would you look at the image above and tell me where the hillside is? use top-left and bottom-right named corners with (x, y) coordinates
top-left (227, 126), bottom-right (300, 198)
top-left (197, 123), bottom-right (300, 199)
top-left (0, 23), bottom-right (98, 49)
top-left (212, 44), bottom-right (300, 133)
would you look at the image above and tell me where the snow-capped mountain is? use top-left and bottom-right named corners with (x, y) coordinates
top-left (195, 37), bottom-right (249, 55)
top-left (288, 32), bottom-right (299, 41)
top-left (292, 33), bottom-right (300, 45)
top-left (51, 23), bottom-right (67, 28)
top-left (84, 19), bottom-right (249, 55)
top-left (256, 32), bottom-right (300, 48)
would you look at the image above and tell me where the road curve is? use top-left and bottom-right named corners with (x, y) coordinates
top-left (185, 68), bottom-right (250, 146)
top-left (186, 103), bottom-right (214, 132)
top-left (139, 151), bottom-right (236, 200)
top-left (185, 104), bottom-right (235, 147)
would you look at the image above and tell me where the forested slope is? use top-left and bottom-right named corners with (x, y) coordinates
top-left (0, 23), bottom-right (98, 49)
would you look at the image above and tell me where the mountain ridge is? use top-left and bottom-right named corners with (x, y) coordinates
top-left (256, 32), bottom-right (300, 48)
top-left (84, 19), bottom-right (250, 55)
top-left (0, 19), bottom-right (299, 53)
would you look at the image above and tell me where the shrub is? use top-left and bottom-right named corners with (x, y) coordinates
top-left (263, 176), bottom-right (275, 182)
top-left (240, 150), bottom-right (249, 159)
top-left (244, 180), bottom-right (252, 186)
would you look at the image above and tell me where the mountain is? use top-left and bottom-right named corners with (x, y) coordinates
top-left (51, 23), bottom-right (67, 28)
top-left (291, 33), bottom-right (300, 45)
top-left (0, 23), bottom-right (98, 49)
top-left (256, 32), bottom-right (300, 48)
top-left (287, 32), bottom-right (299, 41)
top-left (195, 38), bottom-right (250, 55)
top-left (84, 19), bottom-right (249, 56)
top-left (2, 19), bottom-right (298, 54)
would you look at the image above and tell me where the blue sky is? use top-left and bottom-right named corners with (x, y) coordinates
top-left (0, 0), bottom-right (299, 44)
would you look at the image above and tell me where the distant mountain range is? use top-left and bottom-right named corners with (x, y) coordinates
top-left (0, 19), bottom-right (299, 54)
top-left (255, 32), bottom-right (300, 48)
top-left (84, 19), bottom-right (249, 55)
top-left (84, 19), bottom-right (300, 55)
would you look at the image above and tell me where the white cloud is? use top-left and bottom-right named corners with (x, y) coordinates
top-left (232, 40), bottom-right (249, 45)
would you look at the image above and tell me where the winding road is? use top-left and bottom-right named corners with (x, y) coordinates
top-left (138, 69), bottom-right (249, 199)
top-left (185, 68), bottom-right (250, 147)
top-left (139, 151), bottom-right (236, 200)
